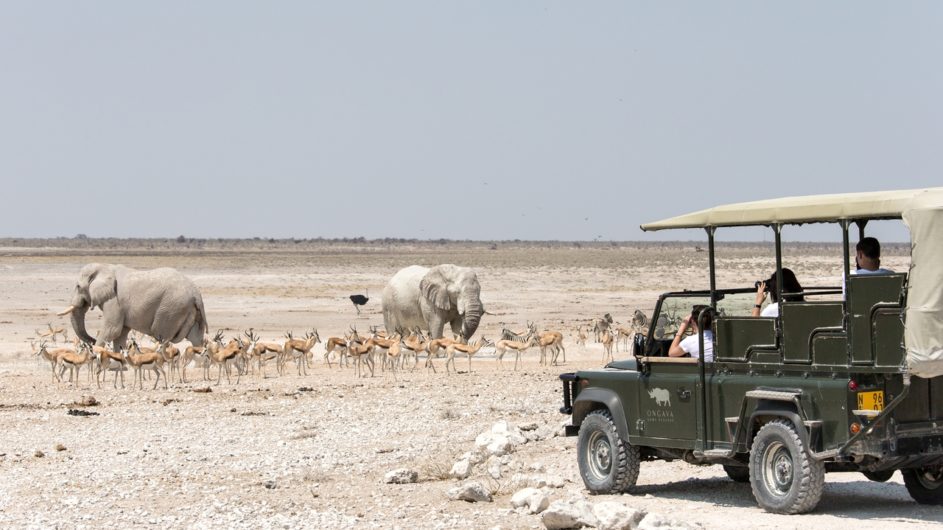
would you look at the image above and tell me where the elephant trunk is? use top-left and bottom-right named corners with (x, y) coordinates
top-left (461, 293), bottom-right (483, 340)
top-left (70, 303), bottom-right (96, 345)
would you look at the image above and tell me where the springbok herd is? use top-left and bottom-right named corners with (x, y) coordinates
top-left (27, 312), bottom-right (651, 391)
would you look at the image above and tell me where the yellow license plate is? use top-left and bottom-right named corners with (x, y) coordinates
top-left (857, 390), bottom-right (885, 411)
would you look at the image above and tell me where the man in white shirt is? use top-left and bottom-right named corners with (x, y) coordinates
top-left (668, 305), bottom-right (714, 362)
top-left (853, 237), bottom-right (894, 275)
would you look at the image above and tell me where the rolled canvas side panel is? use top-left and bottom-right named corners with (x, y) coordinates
top-left (903, 207), bottom-right (943, 378)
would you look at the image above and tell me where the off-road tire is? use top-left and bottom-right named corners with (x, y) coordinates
top-left (577, 409), bottom-right (640, 494)
top-left (723, 464), bottom-right (751, 483)
top-left (749, 419), bottom-right (825, 514)
top-left (902, 466), bottom-right (943, 505)
top-left (862, 470), bottom-right (895, 483)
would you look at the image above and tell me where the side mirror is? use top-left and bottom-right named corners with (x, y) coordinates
top-left (633, 334), bottom-right (647, 356)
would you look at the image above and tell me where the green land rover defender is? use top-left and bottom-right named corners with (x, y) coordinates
top-left (559, 188), bottom-right (943, 514)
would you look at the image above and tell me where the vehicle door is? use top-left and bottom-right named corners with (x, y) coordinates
top-left (636, 295), bottom-right (708, 447)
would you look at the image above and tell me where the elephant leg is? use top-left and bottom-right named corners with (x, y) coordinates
top-left (449, 319), bottom-right (463, 339)
top-left (98, 300), bottom-right (126, 348)
top-left (113, 328), bottom-right (131, 352)
top-left (427, 315), bottom-right (447, 340)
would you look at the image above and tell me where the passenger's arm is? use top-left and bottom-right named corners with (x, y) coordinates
top-left (668, 317), bottom-right (690, 357)
top-left (752, 281), bottom-right (767, 317)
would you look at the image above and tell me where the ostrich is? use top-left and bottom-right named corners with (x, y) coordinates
top-left (350, 288), bottom-right (369, 315)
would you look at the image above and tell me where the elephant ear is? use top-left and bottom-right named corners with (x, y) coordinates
top-left (420, 267), bottom-right (452, 311)
top-left (88, 267), bottom-right (118, 309)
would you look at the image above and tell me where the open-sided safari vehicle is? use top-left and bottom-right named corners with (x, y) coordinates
top-left (559, 187), bottom-right (943, 513)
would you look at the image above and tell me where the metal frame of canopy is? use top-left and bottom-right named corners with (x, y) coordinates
top-left (640, 187), bottom-right (943, 378)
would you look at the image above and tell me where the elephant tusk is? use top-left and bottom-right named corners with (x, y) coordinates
top-left (57, 305), bottom-right (76, 316)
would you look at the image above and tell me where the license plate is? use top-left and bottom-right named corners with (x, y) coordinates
top-left (857, 390), bottom-right (885, 411)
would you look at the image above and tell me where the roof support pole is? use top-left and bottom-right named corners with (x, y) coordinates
top-left (842, 220), bottom-right (851, 278)
top-left (706, 227), bottom-right (716, 309)
top-left (856, 219), bottom-right (868, 241)
top-left (774, 224), bottom-right (783, 307)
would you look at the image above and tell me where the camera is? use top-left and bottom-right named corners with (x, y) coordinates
top-left (754, 280), bottom-right (768, 292)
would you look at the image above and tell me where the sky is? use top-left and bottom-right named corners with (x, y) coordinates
top-left (1, 2), bottom-right (940, 242)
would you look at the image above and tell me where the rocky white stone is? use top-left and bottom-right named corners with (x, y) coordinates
top-left (510, 487), bottom-right (549, 515)
top-left (450, 459), bottom-right (472, 480)
top-left (475, 433), bottom-right (513, 456)
top-left (486, 457), bottom-right (502, 479)
top-left (637, 513), bottom-right (700, 530)
top-left (383, 468), bottom-right (418, 484)
top-left (491, 420), bottom-right (528, 446)
top-left (462, 450), bottom-right (486, 466)
top-left (446, 481), bottom-right (493, 503)
top-left (541, 499), bottom-right (597, 530)
top-left (593, 501), bottom-right (647, 530)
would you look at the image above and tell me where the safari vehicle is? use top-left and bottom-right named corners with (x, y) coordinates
top-left (558, 188), bottom-right (943, 514)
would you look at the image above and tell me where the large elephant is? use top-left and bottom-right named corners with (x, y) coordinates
top-left (382, 264), bottom-right (484, 340)
top-left (58, 263), bottom-right (207, 349)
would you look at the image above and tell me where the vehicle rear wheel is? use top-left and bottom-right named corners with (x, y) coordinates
top-left (902, 466), bottom-right (943, 505)
top-left (577, 409), bottom-right (640, 494)
top-left (862, 470), bottom-right (895, 483)
top-left (723, 464), bottom-right (750, 483)
top-left (749, 420), bottom-right (824, 514)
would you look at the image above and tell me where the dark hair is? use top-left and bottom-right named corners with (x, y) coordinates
top-left (691, 305), bottom-right (713, 330)
top-left (856, 237), bottom-right (881, 260)
top-left (767, 268), bottom-right (804, 303)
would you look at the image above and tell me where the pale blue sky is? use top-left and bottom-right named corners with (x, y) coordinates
top-left (2, 2), bottom-right (940, 241)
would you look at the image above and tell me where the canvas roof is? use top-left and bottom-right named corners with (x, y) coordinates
top-left (640, 187), bottom-right (943, 231)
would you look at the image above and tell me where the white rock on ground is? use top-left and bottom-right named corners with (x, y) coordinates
top-left (383, 468), bottom-right (418, 484)
top-left (509, 473), bottom-right (566, 489)
top-left (487, 457), bottom-right (502, 479)
top-left (461, 450), bottom-right (486, 466)
top-left (450, 458), bottom-right (472, 480)
top-left (593, 501), bottom-right (647, 530)
top-left (541, 498), bottom-right (597, 530)
top-left (475, 433), bottom-right (513, 456)
top-left (510, 487), bottom-right (550, 515)
top-left (637, 512), bottom-right (701, 530)
top-left (446, 481), bottom-right (493, 503)
top-left (491, 420), bottom-right (527, 446)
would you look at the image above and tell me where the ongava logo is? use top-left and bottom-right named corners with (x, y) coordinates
top-left (648, 387), bottom-right (671, 407)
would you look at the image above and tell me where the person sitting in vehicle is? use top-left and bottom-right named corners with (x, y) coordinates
top-left (854, 237), bottom-right (894, 275)
top-left (752, 268), bottom-right (804, 318)
top-left (668, 305), bottom-right (714, 362)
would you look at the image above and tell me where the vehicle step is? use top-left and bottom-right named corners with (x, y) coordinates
top-left (725, 417), bottom-right (739, 424)
top-left (852, 409), bottom-right (881, 419)
top-left (701, 449), bottom-right (732, 458)
top-left (803, 420), bottom-right (823, 428)
top-left (745, 389), bottom-right (799, 401)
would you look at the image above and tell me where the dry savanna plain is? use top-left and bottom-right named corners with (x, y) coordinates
top-left (0, 239), bottom-right (937, 529)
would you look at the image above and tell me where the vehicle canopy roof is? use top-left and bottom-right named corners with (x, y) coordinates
top-left (641, 187), bottom-right (943, 379)
top-left (639, 187), bottom-right (943, 231)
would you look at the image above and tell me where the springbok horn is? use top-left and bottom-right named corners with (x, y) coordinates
top-left (57, 305), bottom-right (76, 316)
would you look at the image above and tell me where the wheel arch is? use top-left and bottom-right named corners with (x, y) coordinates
top-left (744, 400), bottom-right (813, 452)
top-left (573, 388), bottom-right (631, 442)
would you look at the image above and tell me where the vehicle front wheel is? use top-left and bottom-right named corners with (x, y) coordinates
top-left (576, 409), bottom-right (640, 494)
top-left (902, 466), bottom-right (943, 505)
top-left (749, 420), bottom-right (825, 514)
top-left (723, 464), bottom-right (750, 483)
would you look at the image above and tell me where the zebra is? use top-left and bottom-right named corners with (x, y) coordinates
top-left (501, 322), bottom-right (536, 343)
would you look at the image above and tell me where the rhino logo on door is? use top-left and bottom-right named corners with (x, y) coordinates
top-left (648, 388), bottom-right (671, 407)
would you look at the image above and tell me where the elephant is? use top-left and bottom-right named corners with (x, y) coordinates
top-left (382, 264), bottom-right (484, 340)
top-left (58, 263), bottom-right (208, 350)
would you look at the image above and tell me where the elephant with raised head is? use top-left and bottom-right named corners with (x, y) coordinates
top-left (58, 263), bottom-right (207, 350)
top-left (382, 264), bottom-right (484, 340)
